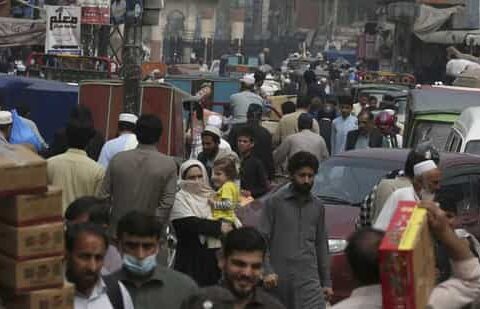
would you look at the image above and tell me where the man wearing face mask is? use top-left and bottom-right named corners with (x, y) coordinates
top-left (374, 159), bottom-right (442, 231)
top-left (258, 151), bottom-right (332, 309)
top-left (107, 211), bottom-right (198, 309)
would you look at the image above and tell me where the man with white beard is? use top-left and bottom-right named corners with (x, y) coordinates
top-left (374, 160), bottom-right (442, 231)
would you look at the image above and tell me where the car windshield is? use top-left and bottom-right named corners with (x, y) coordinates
top-left (466, 140), bottom-right (480, 155)
top-left (312, 158), bottom-right (403, 206)
top-left (412, 121), bottom-right (452, 150)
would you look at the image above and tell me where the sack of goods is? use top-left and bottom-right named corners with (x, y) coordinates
top-left (0, 144), bottom-right (73, 309)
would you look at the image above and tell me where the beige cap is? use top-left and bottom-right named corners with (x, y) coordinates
top-left (0, 111), bottom-right (12, 125)
top-left (240, 74), bottom-right (255, 85)
top-left (119, 113), bottom-right (138, 124)
top-left (203, 125), bottom-right (221, 139)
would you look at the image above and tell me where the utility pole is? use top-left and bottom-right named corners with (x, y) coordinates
top-left (122, 2), bottom-right (143, 114)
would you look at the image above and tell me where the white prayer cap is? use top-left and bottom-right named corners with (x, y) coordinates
top-left (414, 160), bottom-right (437, 177)
top-left (203, 125), bottom-right (221, 139)
top-left (240, 74), bottom-right (255, 86)
top-left (119, 113), bottom-right (138, 124)
top-left (206, 115), bottom-right (223, 129)
top-left (0, 111), bottom-right (12, 125)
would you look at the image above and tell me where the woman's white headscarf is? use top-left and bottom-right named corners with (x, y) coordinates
top-left (170, 160), bottom-right (214, 222)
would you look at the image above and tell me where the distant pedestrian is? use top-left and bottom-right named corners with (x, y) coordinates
top-left (101, 114), bottom-right (177, 234)
top-left (227, 75), bottom-right (263, 125)
top-left (228, 104), bottom-right (274, 180)
top-left (46, 105), bottom-right (105, 161)
top-left (331, 96), bottom-right (357, 154)
top-left (273, 96), bottom-right (320, 146)
top-left (48, 119), bottom-right (105, 212)
top-left (274, 113), bottom-right (329, 168)
top-left (345, 111), bottom-right (383, 151)
top-left (108, 211), bottom-right (198, 309)
top-left (237, 126), bottom-right (269, 198)
top-left (281, 101), bottom-right (296, 116)
top-left (317, 102), bottom-right (337, 155)
top-left (197, 126), bottom-right (239, 178)
top-left (98, 113), bottom-right (138, 168)
top-left (259, 151), bottom-right (332, 309)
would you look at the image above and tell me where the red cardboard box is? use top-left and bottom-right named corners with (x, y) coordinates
top-left (379, 201), bottom-right (436, 309)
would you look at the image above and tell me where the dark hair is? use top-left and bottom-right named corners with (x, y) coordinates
top-left (201, 130), bottom-right (220, 145)
top-left (303, 70), bottom-right (317, 84)
top-left (247, 103), bottom-right (263, 121)
top-left (89, 203), bottom-right (111, 226)
top-left (135, 114), bottom-right (163, 145)
top-left (66, 222), bottom-right (109, 252)
top-left (16, 103), bottom-right (30, 118)
top-left (345, 227), bottom-right (384, 285)
top-left (213, 157), bottom-right (237, 180)
top-left (237, 126), bottom-right (255, 143)
top-left (117, 211), bottom-right (163, 240)
top-left (65, 196), bottom-right (106, 222)
top-left (254, 70), bottom-right (266, 83)
top-left (404, 144), bottom-right (440, 178)
top-left (281, 101), bottom-right (296, 115)
top-left (358, 110), bottom-right (374, 121)
top-left (325, 95), bottom-right (338, 105)
top-left (296, 96), bottom-right (311, 109)
top-left (66, 119), bottom-right (94, 149)
top-left (318, 104), bottom-right (336, 120)
top-left (287, 151), bottom-right (319, 175)
top-left (298, 113), bottom-right (313, 130)
top-left (70, 105), bottom-right (94, 127)
top-left (338, 95), bottom-right (354, 106)
top-left (436, 190), bottom-right (458, 215)
top-left (118, 121), bottom-right (136, 132)
top-left (223, 227), bottom-right (266, 258)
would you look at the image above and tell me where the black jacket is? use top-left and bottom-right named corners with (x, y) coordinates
top-left (240, 154), bottom-right (269, 198)
top-left (228, 123), bottom-right (274, 180)
top-left (345, 129), bottom-right (383, 151)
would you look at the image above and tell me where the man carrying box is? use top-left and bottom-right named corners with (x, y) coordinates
top-left (332, 201), bottom-right (480, 309)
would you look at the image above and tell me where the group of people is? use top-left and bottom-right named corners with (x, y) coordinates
top-left (1, 67), bottom-right (480, 309)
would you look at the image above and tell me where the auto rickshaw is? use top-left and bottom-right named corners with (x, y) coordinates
top-left (404, 85), bottom-right (480, 150)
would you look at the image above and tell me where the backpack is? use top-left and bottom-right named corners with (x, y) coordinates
top-left (103, 276), bottom-right (125, 309)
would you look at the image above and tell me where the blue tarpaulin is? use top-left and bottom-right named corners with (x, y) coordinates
top-left (0, 75), bottom-right (78, 144)
top-left (324, 49), bottom-right (357, 66)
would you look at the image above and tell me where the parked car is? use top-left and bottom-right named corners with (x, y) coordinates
top-left (237, 148), bottom-right (480, 303)
top-left (445, 106), bottom-right (480, 155)
top-left (404, 85), bottom-right (480, 150)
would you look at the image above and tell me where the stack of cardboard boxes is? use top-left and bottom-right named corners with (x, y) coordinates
top-left (0, 145), bottom-right (74, 309)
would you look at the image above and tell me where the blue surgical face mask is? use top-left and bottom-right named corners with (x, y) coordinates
top-left (123, 253), bottom-right (157, 276)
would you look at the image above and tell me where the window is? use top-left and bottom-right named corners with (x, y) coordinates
top-left (411, 121), bottom-right (453, 150)
top-left (465, 140), bottom-right (480, 155)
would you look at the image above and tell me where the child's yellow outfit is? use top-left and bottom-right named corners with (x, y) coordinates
top-left (208, 181), bottom-right (241, 249)
top-left (212, 181), bottom-right (239, 223)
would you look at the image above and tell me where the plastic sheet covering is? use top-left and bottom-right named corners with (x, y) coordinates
top-left (0, 17), bottom-right (45, 47)
top-left (414, 5), bottom-right (462, 42)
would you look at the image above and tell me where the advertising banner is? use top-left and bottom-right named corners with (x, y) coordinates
top-left (45, 5), bottom-right (81, 55)
top-left (78, 0), bottom-right (110, 24)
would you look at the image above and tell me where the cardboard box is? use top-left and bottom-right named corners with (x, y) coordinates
top-left (0, 187), bottom-right (62, 226)
top-left (0, 145), bottom-right (48, 197)
top-left (0, 222), bottom-right (64, 260)
top-left (379, 201), bottom-right (436, 309)
top-left (4, 283), bottom-right (74, 309)
top-left (0, 254), bottom-right (64, 293)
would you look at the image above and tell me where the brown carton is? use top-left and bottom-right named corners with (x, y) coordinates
top-left (4, 283), bottom-right (74, 309)
top-left (0, 254), bottom-right (64, 293)
top-left (0, 187), bottom-right (63, 226)
top-left (0, 145), bottom-right (47, 197)
top-left (0, 222), bottom-right (64, 260)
